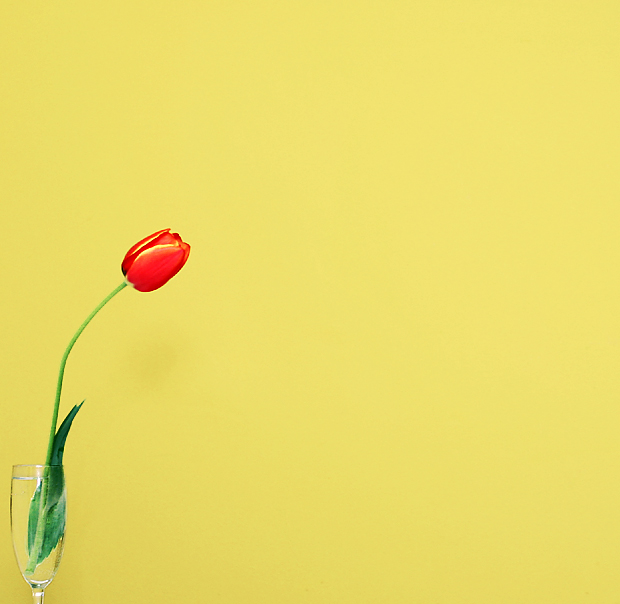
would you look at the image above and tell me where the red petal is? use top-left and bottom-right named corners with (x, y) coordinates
top-left (179, 241), bottom-right (191, 262)
top-left (124, 229), bottom-right (170, 258)
top-left (125, 245), bottom-right (189, 292)
top-left (122, 229), bottom-right (175, 275)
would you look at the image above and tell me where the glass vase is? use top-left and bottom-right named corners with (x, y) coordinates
top-left (11, 465), bottom-right (67, 603)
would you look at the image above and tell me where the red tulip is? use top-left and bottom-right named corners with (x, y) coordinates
top-left (122, 229), bottom-right (191, 292)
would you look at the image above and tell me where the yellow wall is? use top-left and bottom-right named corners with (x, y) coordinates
top-left (1, 2), bottom-right (620, 602)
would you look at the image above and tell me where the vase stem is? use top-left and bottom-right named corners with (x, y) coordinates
top-left (31, 588), bottom-right (44, 603)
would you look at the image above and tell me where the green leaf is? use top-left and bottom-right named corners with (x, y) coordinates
top-left (39, 490), bottom-right (66, 562)
top-left (50, 401), bottom-right (84, 466)
top-left (27, 469), bottom-right (66, 564)
top-left (26, 403), bottom-right (80, 567)
top-left (27, 482), bottom-right (42, 555)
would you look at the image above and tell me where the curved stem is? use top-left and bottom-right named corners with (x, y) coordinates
top-left (26, 282), bottom-right (129, 574)
top-left (44, 282), bottom-right (128, 465)
top-left (31, 588), bottom-right (45, 603)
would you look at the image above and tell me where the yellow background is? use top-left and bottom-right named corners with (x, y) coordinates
top-left (1, 1), bottom-right (620, 602)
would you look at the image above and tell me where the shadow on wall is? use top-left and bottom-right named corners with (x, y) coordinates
top-left (123, 338), bottom-right (181, 392)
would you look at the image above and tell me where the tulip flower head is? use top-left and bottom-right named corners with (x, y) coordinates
top-left (122, 228), bottom-right (191, 292)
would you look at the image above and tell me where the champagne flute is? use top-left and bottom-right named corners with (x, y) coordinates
top-left (11, 465), bottom-right (66, 604)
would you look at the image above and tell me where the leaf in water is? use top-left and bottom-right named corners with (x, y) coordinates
top-left (25, 400), bottom-right (79, 568)
top-left (27, 467), bottom-right (66, 564)
top-left (38, 490), bottom-right (67, 563)
top-left (27, 481), bottom-right (42, 555)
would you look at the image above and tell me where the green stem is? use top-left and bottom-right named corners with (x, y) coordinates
top-left (44, 281), bottom-right (128, 465)
top-left (26, 282), bottom-right (128, 574)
